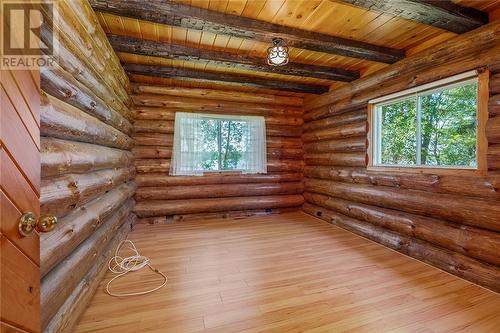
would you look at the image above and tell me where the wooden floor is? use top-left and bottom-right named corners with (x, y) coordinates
top-left (74, 212), bottom-right (500, 333)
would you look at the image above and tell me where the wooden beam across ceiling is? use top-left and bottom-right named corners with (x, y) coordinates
top-left (338, 0), bottom-right (489, 34)
top-left (122, 63), bottom-right (330, 94)
top-left (107, 34), bottom-right (360, 82)
top-left (89, 0), bottom-right (405, 64)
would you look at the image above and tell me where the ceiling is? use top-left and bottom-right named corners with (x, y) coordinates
top-left (91, 0), bottom-right (500, 97)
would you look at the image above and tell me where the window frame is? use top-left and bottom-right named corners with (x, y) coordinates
top-left (367, 70), bottom-right (489, 176)
top-left (170, 112), bottom-right (267, 176)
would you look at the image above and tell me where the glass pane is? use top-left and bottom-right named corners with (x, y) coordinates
top-left (420, 83), bottom-right (477, 167)
top-left (219, 120), bottom-right (246, 170)
top-left (199, 119), bottom-right (219, 171)
top-left (380, 98), bottom-right (417, 165)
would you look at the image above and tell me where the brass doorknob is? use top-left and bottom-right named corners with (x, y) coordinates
top-left (18, 212), bottom-right (58, 237)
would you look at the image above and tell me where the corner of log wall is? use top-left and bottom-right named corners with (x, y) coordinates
top-left (300, 22), bottom-right (500, 293)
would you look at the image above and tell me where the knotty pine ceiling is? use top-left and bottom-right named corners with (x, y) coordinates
top-left (94, 0), bottom-right (500, 96)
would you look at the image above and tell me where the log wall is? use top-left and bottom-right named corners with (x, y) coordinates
top-left (131, 84), bottom-right (305, 221)
top-left (302, 20), bottom-right (500, 293)
top-left (39, 1), bottom-right (135, 331)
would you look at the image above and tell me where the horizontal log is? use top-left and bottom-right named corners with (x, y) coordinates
top-left (490, 94), bottom-right (500, 116)
top-left (135, 172), bottom-right (302, 187)
top-left (134, 194), bottom-right (305, 217)
top-left (40, 92), bottom-right (133, 150)
top-left (40, 207), bottom-right (133, 327)
top-left (267, 159), bottom-right (304, 172)
top-left (304, 136), bottom-right (366, 153)
top-left (132, 105), bottom-right (302, 119)
top-left (267, 137), bottom-right (303, 149)
top-left (133, 133), bottom-right (173, 146)
top-left (304, 192), bottom-right (500, 266)
top-left (302, 121), bottom-right (366, 142)
top-left (132, 94), bottom-right (303, 116)
top-left (110, 34), bottom-right (359, 82)
top-left (305, 178), bottom-right (500, 232)
top-left (132, 146), bottom-right (304, 160)
top-left (340, 0), bottom-right (487, 34)
top-left (41, 62), bottom-right (132, 134)
top-left (488, 144), bottom-right (500, 170)
top-left (170, 207), bottom-right (300, 223)
top-left (135, 159), bottom-right (170, 173)
top-left (90, 0), bottom-right (403, 64)
top-left (40, 182), bottom-right (136, 276)
top-left (50, 0), bottom-right (130, 101)
top-left (490, 74), bottom-right (500, 94)
top-left (304, 152), bottom-right (366, 167)
top-left (42, 220), bottom-right (130, 333)
top-left (267, 147), bottom-right (303, 160)
top-left (133, 107), bottom-right (175, 120)
top-left (133, 120), bottom-right (301, 137)
top-left (124, 63), bottom-right (329, 94)
top-left (132, 145), bottom-right (303, 160)
top-left (41, 167), bottom-right (135, 217)
top-left (41, 137), bottom-right (134, 177)
top-left (137, 216), bottom-right (168, 224)
top-left (303, 109), bottom-right (367, 132)
top-left (136, 182), bottom-right (303, 200)
top-left (133, 120), bottom-right (174, 134)
top-left (303, 166), bottom-right (500, 200)
top-left (302, 203), bottom-right (500, 293)
top-left (304, 20), bottom-right (500, 112)
top-left (486, 116), bottom-right (500, 143)
top-left (132, 107), bottom-right (303, 126)
top-left (303, 101), bottom-right (366, 122)
top-left (40, 22), bottom-right (130, 116)
top-left (132, 146), bottom-right (172, 159)
top-left (134, 158), bottom-right (301, 174)
top-left (131, 84), bottom-right (303, 106)
top-left (266, 125), bottom-right (302, 138)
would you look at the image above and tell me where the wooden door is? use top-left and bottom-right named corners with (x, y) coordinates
top-left (0, 67), bottom-right (41, 332)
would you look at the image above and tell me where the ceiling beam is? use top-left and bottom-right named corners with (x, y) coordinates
top-left (123, 63), bottom-right (330, 94)
top-left (108, 34), bottom-right (360, 82)
top-left (89, 0), bottom-right (404, 64)
top-left (338, 0), bottom-right (488, 34)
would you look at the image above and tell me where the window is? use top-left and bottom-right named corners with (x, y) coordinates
top-left (170, 112), bottom-right (267, 176)
top-left (369, 71), bottom-right (487, 172)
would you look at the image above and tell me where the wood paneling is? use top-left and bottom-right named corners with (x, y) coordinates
top-left (0, 60), bottom-right (41, 333)
top-left (0, 237), bottom-right (40, 333)
top-left (74, 212), bottom-right (500, 332)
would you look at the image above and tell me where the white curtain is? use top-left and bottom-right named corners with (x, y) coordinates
top-left (170, 112), bottom-right (267, 176)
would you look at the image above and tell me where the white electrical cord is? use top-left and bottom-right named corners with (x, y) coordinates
top-left (106, 239), bottom-right (167, 297)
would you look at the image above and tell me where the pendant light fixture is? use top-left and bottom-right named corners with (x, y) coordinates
top-left (267, 38), bottom-right (289, 66)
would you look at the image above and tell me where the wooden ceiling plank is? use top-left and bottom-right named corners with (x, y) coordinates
top-left (89, 0), bottom-right (404, 63)
top-left (338, 0), bottom-right (488, 34)
top-left (107, 34), bottom-right (360, 82)
top-left (122, 63), bottom-right (329, 94)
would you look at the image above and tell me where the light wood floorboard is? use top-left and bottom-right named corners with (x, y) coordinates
top-left (74, 211), bottom-right (500, 332)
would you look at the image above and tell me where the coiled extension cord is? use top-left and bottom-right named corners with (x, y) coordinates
top-left (106, 240), bottom-right (167, 297)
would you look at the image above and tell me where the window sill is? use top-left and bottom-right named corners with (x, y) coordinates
top-left (366, 165), bottom-right (487, 176)
top-left (202, 170), bottom-right (244, 175)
